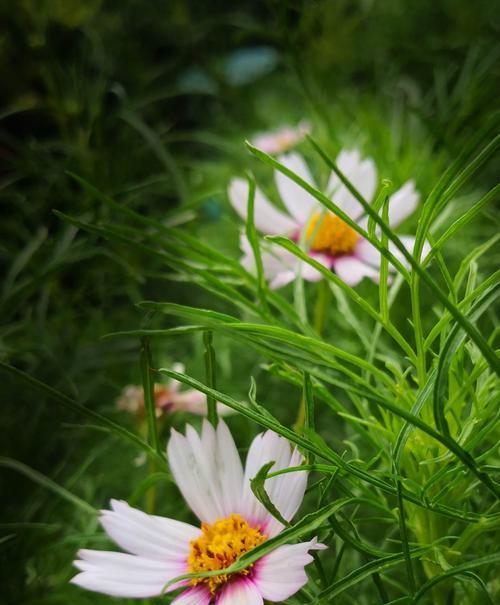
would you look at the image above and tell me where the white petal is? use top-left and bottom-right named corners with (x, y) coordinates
top-left (388, 180), bottom-right (419, 227)
top-left (215, 420), bottom-right (246, 517)
top-left (253, 539), bottom-right (325, 602)
top-left (217, 578), bottom-right (263, 605)
top-left (332, 255), bottom-right (379, 286)
top-left (99, 500), bottom-right (199, 560)
top-left (392, 236), bottom-right (431, 267)
top-left (71, 549), bottom-right (186, 598)
top-left (275, 152), bottom-right (318, 224)
top-left (240, 431), bottom-right (307, 537)
top-left (171, 585), bottom-right (212, 605)
top-left (326, 149), bottom-right (377, 220)
top-left (228, 178), bottom-right (297, 235)
top-left (168, 363), bottom-right (186, 393)
top-left (355, 238), bottom-right (380, 267)
top-left (167, 420), bottom-right (244, 523)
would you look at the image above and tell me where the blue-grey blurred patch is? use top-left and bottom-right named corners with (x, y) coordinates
top-left (177, 67), bottom-right (218, 94)
top-left (223, 46), bottom-right (279, 86)
top-left (201, 197), bottom-right (223, 220)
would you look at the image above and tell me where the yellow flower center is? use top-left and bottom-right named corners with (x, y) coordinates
top-left (306, 211), bottom-right (359, 255)
top-left (187, 514), bottom-right (267, 595)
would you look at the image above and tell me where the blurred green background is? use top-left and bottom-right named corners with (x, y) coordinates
top-left (1, 1), bottom-right (499, 603)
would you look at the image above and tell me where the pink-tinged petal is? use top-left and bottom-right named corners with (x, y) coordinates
top-left (388, 180), bottom-right (419, 227)
top-left (216, 578), bottom-right (263, 605)
top-left (275, 152), bottom-right (318, 224)
top-left (228, 178), bottom-right (297, 235)
top-left (254, 243), bottom-right (299, 288)
top-left (253, 538), bottom-right (326, 602)
top-left (264, 247), bottom-right (331, 288)
top-left (252, 122), bottom-right (310, 155)
top-left (332, 255), bottom-right (380, 286)
top-left (169, 389), bottom-right (206, 413)
top-left (302, 252), bottom-right (333, 282)
top-left (99, 500), bottom-right (199, 560)
top-left (239, 431), bottom-right (307, 537)
top-left (326, 149), bottom-right (377, 220)
top-left (167, 420), bottom-right (244, 523)
top-left (356, 236), bottom-right (431, 271)
top-left (171, 585), bottom-right (212, 605)
top-left (71, 549), bottom-right (187, 598)
top-left (269, 270), bottom-right (296, 289)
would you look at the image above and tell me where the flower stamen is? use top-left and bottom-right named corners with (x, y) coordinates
top-left (188, 514), bottom-right (266, 595)
top-left (306, 211), bottom-right (359, 255)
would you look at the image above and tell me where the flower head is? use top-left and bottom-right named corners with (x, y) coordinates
top-left (229, 149), bottom-right (430, 288)
top-left (71, 420), bottom-right (325, 603)
top-left (251, 121), bottom-right (310, 155)
top-left (117, 363), bottom-right (231, 418)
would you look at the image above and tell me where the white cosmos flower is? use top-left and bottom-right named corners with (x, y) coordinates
top-left (251, 121), bottom-right (310, 154)
top-left (229, 149), bottom-right (430, 289)
top-left (117, 363), bottom-right (232, 418)
top-left (71, 420), bottom-right (325, 603)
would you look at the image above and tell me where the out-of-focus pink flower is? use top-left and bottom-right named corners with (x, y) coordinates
top-left (116, 363), bottom-right (232, 418)
top-left (251, 121), bottom-right (310, 154)
top-left (229, 149), bottom-right (430, 289)
top-left (71, 420), bottom-right (325, 601)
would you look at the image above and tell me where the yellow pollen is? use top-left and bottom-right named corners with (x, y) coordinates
top-left (306, 211), bottom-right (359, 255)
top-left (187, 514), bottom-right (266, 595)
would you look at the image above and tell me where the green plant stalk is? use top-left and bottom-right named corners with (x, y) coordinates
top-left (140, 338), bottom-right (161, 514)
top-left (314, 279), bottom-right (330, 336)
top-left (203, 331), bottom-right (218, 426)
top-left (379, 197), bottom-right (390, 323)
top-left (295, 281), bottom-right (329, 430)
top-left (245, 173), bottom-right (271, 319)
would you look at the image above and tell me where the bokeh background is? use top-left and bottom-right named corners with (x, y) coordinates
top-left (1, 1), bottom-right (499, 603)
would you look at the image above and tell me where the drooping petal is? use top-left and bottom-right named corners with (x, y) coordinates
top-left (332, 255), bottom-right (379, 286)
top-left (257, 243), bottom-right (331, 289)
top-left (171, 585), bottom-right (212, 605)
top-left (303, 252), bottom-right (333, 281)
top-left (356, 236), bottom-right (431, 271)
top-left (239, 431), bottom-right (307, 537)
top-left (99, 500), bottom-right (199, 560)
top-left (228, 178), bottom-right (297, 235)
top-left (252, 539), bottom-right (326, 602)
top-left (388, 180), bottom-right (419, 227)
top-left (71, 549), bottom-right (187, 597)
top-left (275, 152), bottom-right (318, 224)
top-left (216, 578), bottom-right (264, 605)
top-left (167, 419), bottom-right (244, 523)
top-left (326, 149), bottom-right (377, 220)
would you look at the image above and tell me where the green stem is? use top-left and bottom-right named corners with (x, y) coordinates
top-left (203, 331), bottom-right (218, 426)
top-left (140, 338), bottom-right (161, 514)
top-left (411, 278), bottom-right (427, 386)
top-left (295, 281), bottom-right (328, 430)
top-left (313, 279), bottom-right (329, 336)
top-left (140, 338), bottom-right (161, 456)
